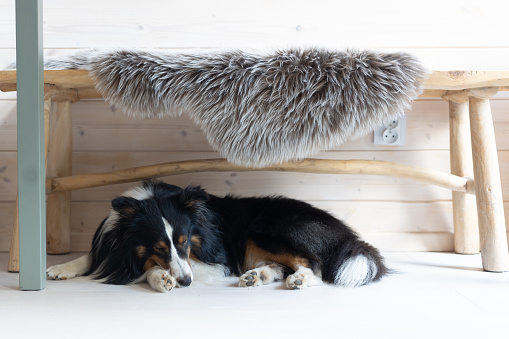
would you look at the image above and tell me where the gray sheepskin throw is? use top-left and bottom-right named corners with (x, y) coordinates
top-left (39, 48), bottom-right (428, 167)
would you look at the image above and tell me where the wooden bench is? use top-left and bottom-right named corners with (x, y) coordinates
top-left (2, 69), bottom-right (509, 275)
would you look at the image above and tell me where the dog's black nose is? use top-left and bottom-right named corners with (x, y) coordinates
top-left (178, 276), bottom-right (192, 287)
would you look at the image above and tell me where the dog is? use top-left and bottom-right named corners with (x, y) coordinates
top-left (47, 180), bottom-right (388, 292)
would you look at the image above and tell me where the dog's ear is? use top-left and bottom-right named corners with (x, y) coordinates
top-left (111, 196), bottom-right (140, 218)
top-left (180, 185), bottom-right (209, 210)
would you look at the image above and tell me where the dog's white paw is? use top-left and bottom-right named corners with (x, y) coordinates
top-left (286, 272), bottom-right (318, 290)
top-left (286, 273), bottom-right (309, 290)
top-left (286, 266), bottom-right (322, 290)
top-left (239, 265), bottom-right (284, 288)
top-left (239, 270), bottom-right (264, 287)
top-left (148, 269), bottom-right (176, 293)
top-left (46, 255), bottom-right (90, 281)
top-left (47, 264), bottom-right (78, 280)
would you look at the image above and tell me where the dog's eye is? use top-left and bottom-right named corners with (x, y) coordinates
top-left (154, 245), bottom-right (167, 252)
top-left (153, 241), bottom-right (168, 252)
top-left (178, 235), bottom-right (188, 246)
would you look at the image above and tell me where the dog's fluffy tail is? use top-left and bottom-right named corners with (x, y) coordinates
top-left (327, 240), bottom-right (388, 288)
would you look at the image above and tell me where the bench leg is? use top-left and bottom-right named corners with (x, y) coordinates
top-left (46, 100), bottom-right (72, 254)
top-left (449, 101), bottom-right (480, 254)
top-left (8, 97), bottom-right (51, 273)
top-left (469, 97), bottom-right (509, 271)
top-left (8, 196), bottom-right (20, 272)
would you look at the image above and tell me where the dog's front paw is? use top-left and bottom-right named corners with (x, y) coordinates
top-left (46, 255), bottom-right (90, 281)
top-left (47, 264), bottom-right (78, 280)
top-left (286, 273), bottom-right (309, 290)
top-left (148, 269), bottom-right (176, 293)
top-left (239, 270), bottom-right (263, 287)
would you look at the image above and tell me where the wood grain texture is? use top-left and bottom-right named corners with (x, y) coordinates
top-left (0, 150), bottom-right (459, 202)
top-left (47, 158), bottom-right (472, 195)
top-left (17, 98), bottom-right (509, 153)
top-left (425, 72), bottom-right (509, 90)
top-left (0, 70), bottom-right (94, 90)
top-left (46, 101), bottom-right (73, 254)
top-left (1, 0), bottom-right (508, 49)
top-left (0, 99), bottom-right (457, 152)
top-left (8, 149), bottom-right (509, 202)
top-left (469, 97), bottom-right (509, 271)
top-left (448, 101), bottom-right (480, 254)
top-left (7, 196), bottom-right (19, 272)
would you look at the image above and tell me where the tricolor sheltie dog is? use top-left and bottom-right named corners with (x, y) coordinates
top-left (47, 180), bottom-right (387, 292)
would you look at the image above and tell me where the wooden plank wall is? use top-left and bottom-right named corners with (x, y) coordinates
top-left (1, 0), bottom-right (508, 252)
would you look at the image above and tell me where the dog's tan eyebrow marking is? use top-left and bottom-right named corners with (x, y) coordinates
top-left (155, 241), bottom-right (168, 251)
top-left (190, 235), bottom-right (201, 248)
top-left (136, 245), bottom-right (146, 258)
top-left (188, 236), bottom-right (202, 262)
top-left (178, 235), bottom-right (188, 245)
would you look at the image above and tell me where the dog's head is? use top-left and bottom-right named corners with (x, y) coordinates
top-left (88, 181), bottom-right (211, 287)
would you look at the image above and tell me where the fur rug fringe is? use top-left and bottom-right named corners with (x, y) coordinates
top-left (24, 48), bottom-right (428, 167)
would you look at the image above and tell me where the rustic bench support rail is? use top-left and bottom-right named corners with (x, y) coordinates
top-left (46, 158), bottom-right (475, 194)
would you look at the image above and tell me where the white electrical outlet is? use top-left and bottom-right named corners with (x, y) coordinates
top-left (382, 129), bottom-right (399, 144)
top-left (384, 118), bottom-right (400, 129)
top-left (373, 114), bottom-right (406, 145)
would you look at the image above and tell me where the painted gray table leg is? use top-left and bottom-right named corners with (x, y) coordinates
top-left (16, 0), bottom-right (46, 290)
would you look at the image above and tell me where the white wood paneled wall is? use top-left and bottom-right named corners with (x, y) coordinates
top-left (1, 0), bottom-right (509, 252)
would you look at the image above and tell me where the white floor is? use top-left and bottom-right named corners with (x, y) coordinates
top-left (1, 252), bottom-right (509, 339)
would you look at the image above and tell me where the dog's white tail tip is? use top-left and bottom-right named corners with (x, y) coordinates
top-left (334, 254), bottom-right (378, 288)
